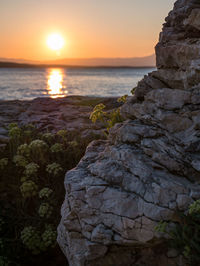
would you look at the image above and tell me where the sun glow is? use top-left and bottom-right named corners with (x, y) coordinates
top-left (46, 33), bottom-right (64, 51)
top-left (47, 69), bottom-right (67, 98)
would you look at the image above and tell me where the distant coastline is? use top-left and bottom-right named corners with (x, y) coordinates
top-left (0, 61), bottom-right (155, 69)
top-left (0, 54), bottom-right (156, 68)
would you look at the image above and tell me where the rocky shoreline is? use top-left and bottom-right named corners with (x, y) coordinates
top-left (0, 96), bottom-right (122, 145)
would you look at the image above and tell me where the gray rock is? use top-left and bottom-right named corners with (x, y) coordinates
top-left (184, 9), bottom-right (200, 30)
top-left (0, 96), bottom-right (121, 143)
top-left (58, 1), bottom-right (200, 265)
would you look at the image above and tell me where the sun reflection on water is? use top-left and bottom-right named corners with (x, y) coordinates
top-left (47, 69), bottom-right (67, 98)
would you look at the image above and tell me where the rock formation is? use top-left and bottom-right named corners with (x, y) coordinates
top-left (0, 96), bottom-right (120, 147)
top-left (58, 0), bottom-right (200, 265)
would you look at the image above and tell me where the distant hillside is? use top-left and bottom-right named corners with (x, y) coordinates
top-left (0, 58), bottom-right (38, 65)
top-left (45, 55), bottom-right (156, 67)
top-left (0, 54), bottom-right (156, 67)
top-left (0, 62), bottom-right (38, 68)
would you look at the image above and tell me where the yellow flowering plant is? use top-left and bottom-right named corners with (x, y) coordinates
top-left (0, 122), bottom-right (98, 265)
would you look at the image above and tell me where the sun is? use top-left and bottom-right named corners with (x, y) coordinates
top-left (47, 33), bottom-right (64, 51)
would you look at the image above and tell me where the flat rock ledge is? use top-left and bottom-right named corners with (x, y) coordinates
top-left (0, 96), bottom-right (120, 146)
top-left (58, 1), bottom-right (200, 265)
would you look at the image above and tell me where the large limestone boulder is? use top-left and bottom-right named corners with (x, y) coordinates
top-left (58, 0), bottom-right (200, 265)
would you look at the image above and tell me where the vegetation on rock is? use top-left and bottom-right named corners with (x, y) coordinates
top-left (89, 95), bottom-right (127, 134)
top-left (155, 200), bottom-right (200, 266)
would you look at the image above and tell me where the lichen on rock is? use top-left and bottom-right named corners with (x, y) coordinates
top-left (58, 1), bottom-right (200, 265)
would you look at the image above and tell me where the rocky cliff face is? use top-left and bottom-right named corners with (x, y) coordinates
top-left (58, 1), bottom-right (200, 265)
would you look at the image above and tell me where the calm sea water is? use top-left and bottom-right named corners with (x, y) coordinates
top-left (0, 67), bottom-right (155, 100)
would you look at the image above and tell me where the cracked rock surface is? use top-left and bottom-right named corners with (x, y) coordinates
top-left (58, 1), bottom-right (200, 265)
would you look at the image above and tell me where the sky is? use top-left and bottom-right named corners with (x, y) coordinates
top-left (0, 0), bottom-right (175, 61)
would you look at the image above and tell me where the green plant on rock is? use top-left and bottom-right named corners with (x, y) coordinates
top-left (90, 96), bottom-right (127, 134)
top-left (117, 94), bottom-right (128, 103)
top-left (154, 221), bottom-right (168, 233)
top-left (89, 103), bottom-right (106, 124)
top-left (189, 199), bottom-right (200, 214)
top-left (155, 200), bottom-right (200, 266)
top-left (131, 87), bottom-right (136, 95)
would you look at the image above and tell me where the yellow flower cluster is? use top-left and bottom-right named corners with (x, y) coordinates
top-left (69, 141), bottom-right (78, 148)
top-left (89, 103), bottom-right (106, 123)
top-left (50, 143), bottom-right (63, 153)
top-left (29, 139), bottom-right (48, 151)
top-left (46, 163), bottom-right (63, 176)
top-left (42, 226), bottom-right (57, 248)
top-left (20, 180), bottom-right (38, 198)
top-left (57, 129), bottom-right (67, 139)
top-left (42, 132), bottom-right (54, 142)
top-left (21, 226), bottom-right (45, 255)
top-left (17, 143), bottom-right (30, 157)
top-left (13, 155), bottom-right (28, 167)
top-left (39, 188), bottom-right (53, 199)
top-left (24, 163), bottom-right (39, 176)
top-left (38, 203), bottom-right (53, 218)
top-left (21, 225), bottom-right (57, 254)
top-left (8, 126), bottom-right (21, 138)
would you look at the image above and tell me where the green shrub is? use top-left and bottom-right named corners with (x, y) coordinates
top-left (0, 123), bottom-right (99, 265)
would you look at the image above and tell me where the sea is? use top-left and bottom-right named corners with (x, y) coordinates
top-left (0, 67), bottom-right (155, 100)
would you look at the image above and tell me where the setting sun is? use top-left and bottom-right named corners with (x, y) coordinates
top-left (46, 33), bottom-right (65, 51)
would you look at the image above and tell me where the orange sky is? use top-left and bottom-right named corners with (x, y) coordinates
top-left (0, 0), bottom-right (175, 61)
